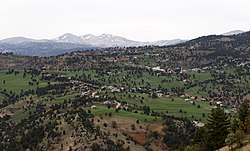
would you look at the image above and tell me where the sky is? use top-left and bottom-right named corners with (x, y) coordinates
top-left (0, 0), bottom-right (249, 41)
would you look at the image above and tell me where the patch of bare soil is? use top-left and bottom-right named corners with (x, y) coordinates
top-left (244, 94), bottom-right (250, 100)
top-left (129, 133), bottom-right (147, 145)
top-left (148, 123), bottom-right (164, 133)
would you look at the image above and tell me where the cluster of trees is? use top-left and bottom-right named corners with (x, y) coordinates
top-left (36, 83), bottom-right (71, 96)
top-left (162, 115), bottom-right (196, 150)
top-left (0, 74), bottom-right (106, 150)
top-left (0, 104), bottom-right (60, 150)
top-left (186, 101), bottom-right (250, 151)
top-left (91, 139), bottom-right (129, 151)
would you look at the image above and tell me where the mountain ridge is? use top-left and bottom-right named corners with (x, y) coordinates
top-left (0, 33), bottom-right (186, 56)
top-left (0, 33), bottom-right (186, 47)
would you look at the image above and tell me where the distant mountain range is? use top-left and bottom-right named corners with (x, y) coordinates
top-left (52, 33), bottom-right (185, 47)
top-left (0, 33), bottom-right (185, 47)
top-left (0, 33), bottom-right (186, 56)
top-left (0, 30), bottom-right (247, 56)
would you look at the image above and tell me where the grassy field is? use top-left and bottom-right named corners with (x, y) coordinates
top-left (0, 70), bottom-right (47, 95)
top-left (121, 92), bottom-right (212, 122)
top-left (84, 105), bottom-right (161, 123)
top-left (50, 92), bottom-right (80, 105)
top-left (53, 70), bottom-right (185, 89)
top-left (82, 91), bottom-right (213, 123)
top-left (130, 72), bottom-right (184, 89)
top-left (0, 93), bottom-right (5, 99)
top-left (45, 70), bottom-right (213, 122)
top-left (1, 69), bottom-right (214, 124)
top-left (188, 71), bottom-right (213, 81)
top-left (9, 109), bottom-right (31, 123)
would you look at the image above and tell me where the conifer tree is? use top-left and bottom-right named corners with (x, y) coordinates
top-left (238, 100), bottom-right (249, 124)
top-left (205, 106), bottom-right (230, 150)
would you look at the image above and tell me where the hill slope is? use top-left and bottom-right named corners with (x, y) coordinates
top-left (174, 31), bottom-right (250, 57)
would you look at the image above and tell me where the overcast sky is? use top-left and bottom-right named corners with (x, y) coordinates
top-left (0, 0), bottom-right (249, 41)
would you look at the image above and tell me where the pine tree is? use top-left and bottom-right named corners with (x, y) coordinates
top-left (205, 106), bottom-right (230, 151)
top-left (238, 100), bottom-right (249, 123)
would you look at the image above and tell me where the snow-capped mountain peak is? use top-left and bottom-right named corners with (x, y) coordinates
top-left (222, 30), bottom-right (245, 36)
top-left (53, 33), bottom-right (84, 44)
top-left (99, 34), bottom-right (114, 38)
top-left (80, 34), bottom-right (96, 40)
top-left (51, 33), bottom-right (185, 47)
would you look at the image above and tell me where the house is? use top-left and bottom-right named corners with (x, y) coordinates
top-left (191, 96), bottom-right (196, 100)
top-left (101, 86), bottom-right (107, 90)
top-left (191, 68), bottom-right (201, 72)
top-left (91, 105), bottom-right (97, 109)
top-left (111, 88), bottom-right (121, 93)
top-left (165, 95), bottom-right (170, 98)
top-left (216, 101), bottom-right (222, 105)
top-left (156, 90), bottom-right (164, 97)
top-left (152, 66), bottom-right (166, 72)
top-left (116, 102), bottom-right (121, 109)
top-left (180, 67), bottom-right (188, 74)
top-left (92, 92), bottom-right (97, 97)
top-left (81, 92), bottom-right (89, 97)
top-left (94, 95), bottom-right (100, 99)
top-left (157, 93), bottom-right (163, 97)
top-left (216, 101), bottom-right (223, 107)
top-left (103, 101), bottom-right (111, 105)
top-left (180, 95), bottom-right (186, 98)
top-left (200, 98), bottom-right (207, 101)
top-left (193, 121), bottom-right (205, 127)
top-left (107, 86), bottom-right (115, 90)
